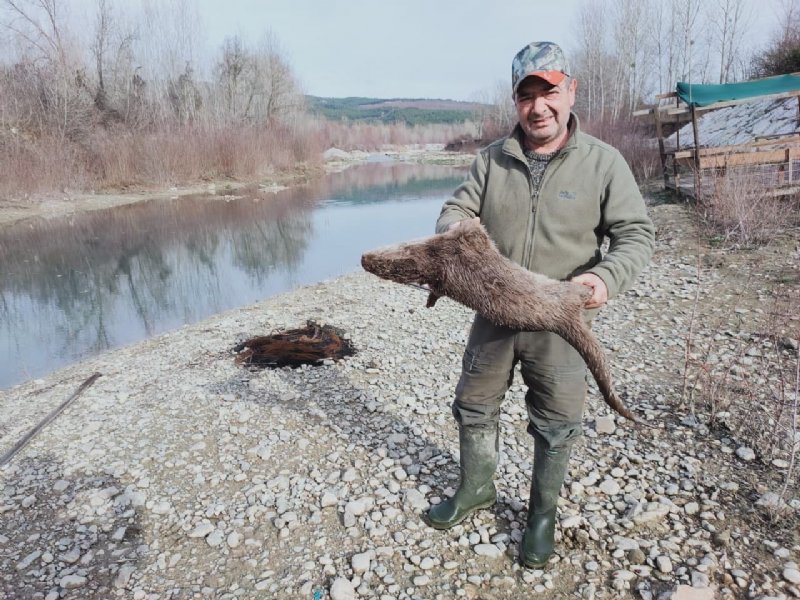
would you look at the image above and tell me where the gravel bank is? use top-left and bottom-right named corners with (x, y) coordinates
top-left (1, 201), bottom-right (798, 600)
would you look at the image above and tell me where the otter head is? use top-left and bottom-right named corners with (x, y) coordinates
top-left (361, 218), bottom-right (490, 287)
top-left (361, 237), bottom-right (434, 286)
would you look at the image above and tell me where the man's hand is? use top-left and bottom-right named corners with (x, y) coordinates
top-left (446, 216), bottom-right (480, 231)
top-left (571, 273), bottom-right (608, 309)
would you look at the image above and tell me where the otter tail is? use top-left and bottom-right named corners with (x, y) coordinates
top-left (557, 319), bottom-right (648, 426)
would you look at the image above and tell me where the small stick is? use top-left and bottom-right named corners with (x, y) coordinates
top-left (0, 373), bottom-right (102, 467)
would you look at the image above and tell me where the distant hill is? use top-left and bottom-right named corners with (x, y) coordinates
top-left (306, 96), bottom-right (486, 125)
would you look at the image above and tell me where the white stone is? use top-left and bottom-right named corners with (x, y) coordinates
top-left (599, 479), bottom-right (621, 496)
top-left (329, 577), bottom-right (356, 600)
top-left (206, 530), bottom-right (224, 547)
top-left (684, 502), bottom-right (700, 515)
top-left (188, 522), bottom-right (215, 538)
top-left (783, 568), bottom-right (800, 584)
top-left (321, 492), bottom-right (338, 508)
top-left (60, 575), bottom-right (88, 589)
top-left (345, 499), bottom-right (368, 516)
top-left (474, 544), bottom-right (503, 558)
top-left (656, 555), bottom-right (673, 574)
top-left (735, 447), bottom-right (755, 461)
top-left (114, 564), bottom-right (136, 588)
top-left (595, 415), bottom-right (617, 434)
top-left (351, 552), bottom-right (371, 574)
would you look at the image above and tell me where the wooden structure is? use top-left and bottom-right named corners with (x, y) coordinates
top-left (634, 76), bottom-right (800, 199)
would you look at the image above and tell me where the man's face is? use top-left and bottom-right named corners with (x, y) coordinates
top-left (514, 76), bottom-right (576, 152)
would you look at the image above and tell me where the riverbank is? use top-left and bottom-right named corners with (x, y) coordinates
top-left (1, 200), bottom-right (798, 599)
top-left (0, 146), bottom-right (473, 229)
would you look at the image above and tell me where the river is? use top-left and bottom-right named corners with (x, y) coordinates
top-left (0, 161), bottom-right (468, 389)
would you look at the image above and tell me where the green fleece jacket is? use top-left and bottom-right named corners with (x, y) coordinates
top-left (436, 115), bottom-right (655, 301)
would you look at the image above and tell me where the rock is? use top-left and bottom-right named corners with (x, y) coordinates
top-left (735, 447), bottom-right (755, 461)
top-left (783, 567), bottom-right (800, 584)
top-left (756, 493), bottom-right (788, 510)
top-left (114, 564), bottom-right (136, 588)
top-left (351, 551), bottom-right (371, 574)
top-left (474, 544), bottom-right (503, 558)
top-left (188, 522), bottom-right (215, 538)
top-left (322, 148), bottom-right (351, 161)
top-left (321, 492), bottom-right (338, 508)
top-left (595, 416), bottom-right (617, 434)
top-left (633, 503), bottom-right (670, 524)
top-left (206, 530), bottom-right (224, 547)
top-left (657, 555), bottom-right (673, 574)
top-left (403, 489), bottom-right (429, 511)
top-left (670, 585), bottom-right (717, 600)
top-left (60, 575), bottom-right (88, 589)
top-left (330, 577), bottom-right (356, 600)
top-left (599, 479), bottom-right (621, 496)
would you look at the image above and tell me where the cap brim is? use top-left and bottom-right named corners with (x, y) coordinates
top-left (516, 70), bottom-right (567, 89)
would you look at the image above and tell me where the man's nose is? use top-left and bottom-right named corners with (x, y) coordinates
top-left (531, 95), bottom-right (549, 115)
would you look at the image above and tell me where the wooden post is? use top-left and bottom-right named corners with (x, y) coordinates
top-left (653, 105), bottom-right (669, 189)
top-left (674, 96), bottom-right (681, 193)
top-left (691, 105), bottom-right (702, 200)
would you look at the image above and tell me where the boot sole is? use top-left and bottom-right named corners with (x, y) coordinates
top-left (424, 497), bottom-right (496, 530)
top-left (520, 553), bottom-right (551, 569)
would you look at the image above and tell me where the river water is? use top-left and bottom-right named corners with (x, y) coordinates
top-left (0, 161), bottom-right (468, 389)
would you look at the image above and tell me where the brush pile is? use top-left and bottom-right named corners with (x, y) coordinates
top-left (233, 321), bottom-right (355, 368)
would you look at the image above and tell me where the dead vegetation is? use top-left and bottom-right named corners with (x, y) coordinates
top-left (677, 174), bottom-right (800, 516)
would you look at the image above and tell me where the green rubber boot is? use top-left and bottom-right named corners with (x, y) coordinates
top-left (520, 437), bottom-right (572, 568)
top-left (425, 425), bottom-right (498, 529)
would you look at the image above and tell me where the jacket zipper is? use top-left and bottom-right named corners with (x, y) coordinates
top-left (523, 154), bottom-right (566, 270)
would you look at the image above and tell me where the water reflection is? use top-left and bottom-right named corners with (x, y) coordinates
top-left (0, 162), bottom-right (467, 388)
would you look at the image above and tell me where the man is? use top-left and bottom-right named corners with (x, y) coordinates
top-left (425, 41), bottom-right (655, 568)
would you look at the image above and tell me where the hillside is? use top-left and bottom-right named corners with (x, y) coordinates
top-left (306, 96), bottom-right (486, 125)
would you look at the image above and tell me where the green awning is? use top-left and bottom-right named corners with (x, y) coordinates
top-left (676, 74), bottom-right (800, 107)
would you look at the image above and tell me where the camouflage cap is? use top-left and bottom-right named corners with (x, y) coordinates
top-left (512, 41), bottom-right (570, 92)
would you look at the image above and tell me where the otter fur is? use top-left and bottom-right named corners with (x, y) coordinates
top-left (361, 218), bottom-right (644, 425)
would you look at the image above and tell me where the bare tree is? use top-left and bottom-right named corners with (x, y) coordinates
top-left (573, 0), bottom-right (609, 119)
top-left (708, 0), bottom-right (751, 83)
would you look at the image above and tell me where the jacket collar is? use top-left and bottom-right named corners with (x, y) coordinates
top-left (503, 112), bottom-right (581, 161)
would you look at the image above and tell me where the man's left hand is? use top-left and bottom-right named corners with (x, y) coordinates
top-left (571, 273), bottom-right (608, 309)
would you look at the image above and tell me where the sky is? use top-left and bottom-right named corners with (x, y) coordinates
top-left (192, 0), bottom-right (596, 101)
top-left (191, 0), bottom-right (777, 102)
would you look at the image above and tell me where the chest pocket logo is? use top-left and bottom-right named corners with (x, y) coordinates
top-left (558, 190), bottom-right (577, 200)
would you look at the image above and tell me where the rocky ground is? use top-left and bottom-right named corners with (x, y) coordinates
top-left (0, 196), bottom-right (799, 600)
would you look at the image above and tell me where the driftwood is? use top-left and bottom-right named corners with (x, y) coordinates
top-left (0, 373), bottom-right (102, 467)
top-left (361, 219), bottom-right (645, 425)
top-left (234, 321), bottom-right (355, 369)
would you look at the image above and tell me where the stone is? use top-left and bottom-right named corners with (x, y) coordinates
top-left (474, 544), bottom-right (503, 558)
top-left (595, 416), bottom-right (617, 434)
top-left (671, 585), bottom-right (716, 600)
top-left (351, 552), bottom-right (371, 574)
top-left (60, 575), bottom-right (88, 589)
top-left (783, 568), bottom-right (800, 584)
top-left (330, 577), bottom-right (356, 600)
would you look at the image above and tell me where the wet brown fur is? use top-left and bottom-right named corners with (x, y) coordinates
top-left (234, 321), bottom-right (355, 368)
top-left (361, 219), bottom-right (644, 425)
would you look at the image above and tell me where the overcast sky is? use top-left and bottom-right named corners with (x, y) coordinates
top-left (191, 0), bottom-right (777, 101)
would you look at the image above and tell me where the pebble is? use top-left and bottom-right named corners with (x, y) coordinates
top-left (59, 575), bottom-right (87, 589)
top-left (783, 567), bottom-right (800, 584)
top-left (474, 544), bottom-right (503, 558)
top-left (330, 577), bottom-right (356, 600)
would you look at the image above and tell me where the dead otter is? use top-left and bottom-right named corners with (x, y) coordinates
top-left (361, 219), bottom-right (645, 425)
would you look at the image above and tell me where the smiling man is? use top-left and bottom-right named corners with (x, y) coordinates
top-left (427, 41), bottom-right (655, 568)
